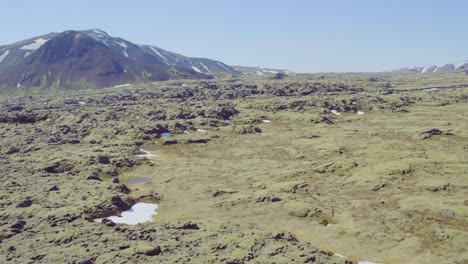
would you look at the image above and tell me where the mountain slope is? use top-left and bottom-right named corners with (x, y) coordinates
top-left (0, 29), bottom-right (243, 91)
top-left (80, 29), bottom-right (242, 75)
top-left (0, 31), bottom-right (209, 90)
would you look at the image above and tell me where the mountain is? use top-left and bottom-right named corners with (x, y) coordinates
top-left (394, 61), bottom-right (468, 74)
top-left (0, 29), bottom-right (240, 90)
top-left (233, 66), bottom-right (292, 76)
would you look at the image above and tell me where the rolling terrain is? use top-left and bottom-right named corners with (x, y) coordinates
top-left (0, 72), bottom-right (467, 263)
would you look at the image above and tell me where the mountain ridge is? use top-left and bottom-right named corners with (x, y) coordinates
top-left (394, 60), bottom-right (468, 74)
top-left (0, 29), bottom-right (243, 91)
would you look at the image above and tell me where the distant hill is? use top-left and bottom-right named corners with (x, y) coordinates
top-left (0, 29), bottom-right (242, 91)
top-left (233, 66), bottom-right (292, 76)
top-left (394, 61), bottom-right (468, 74)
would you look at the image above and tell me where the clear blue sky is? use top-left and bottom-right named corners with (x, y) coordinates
top-left (1, 0), bottom-right (467, 72)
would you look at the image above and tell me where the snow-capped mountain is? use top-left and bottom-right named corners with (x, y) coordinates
top-left (394, 61), bottom-right (468, 74)
top-left (0, 29), bottom-right (241, 90)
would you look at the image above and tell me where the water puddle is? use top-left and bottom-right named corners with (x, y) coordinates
top-left (127, 177), bottom-right (150, 184)
top-left (160, 132), bottom-right (172, 138)
top-left (95, 203), bottom-right (158, 225)
top-left (224, 115), bottom-right (235, 124)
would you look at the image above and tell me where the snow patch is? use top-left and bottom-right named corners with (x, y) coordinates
top-left (78, 102), bottom-right (86, 105)
top-left (20, 38), bottom-right (49, 51)
top-left (136, 149), bottom-right (158, 158)
top-left (115, 41), bottom-right (127, 48)
top-left (262, 120), bottom-right (271, 123)
top-left (87, 33), bottom-right (109, 46)
top-left (330, 110), bottom-right (341, 116)
top-left (199, 62), bottom-right (212, 73)
top-left (93, 29), bottom-right (107, 35)
top-left (196, 129), bottom-right (207, 133)
top-left (421, 65), bottom-right (436, 73)
top-left (455, 61), bottom-right (468, 70)
top-left (149, 46), bottom-right (170, 64)
top-left (95, 203), bottom-right (158, 225)
top-left (217, 62), bottom-right (232, 72)
top-left (357, 111), bottom-right (364, 115)
top-left (192, 66), bottom-right (202, 73)
top-left (334, 253), bottom-right (380, 264)
top-left (0, 50), bottom-right (10, 63)
top-left (114, 83), bottom-right (131, 88)
top-left (16, 83), bottom-right (21, 88)
top-left (122, 48), bottom-right (129, 57)
top-left (256, 70), bottom-right (265, 76)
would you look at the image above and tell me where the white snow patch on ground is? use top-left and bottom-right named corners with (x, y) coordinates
top-left (149, 46), bottom-right (170, 64)
top-left (114, 83), bottom-right (132, 88)
top-left (196, 129), bottom-right (207, 133)
top-left (16, 83), bottom-right (21, 88)
top-left (20, 38), bottom-right (49, 51)
top-left (115, 41), bottom-right (127, 48)
top-left (357, 111), bottom-right (364, 115)
top-left (256, 70), bottom-right (265, 75)
top-left (0, 50), bottom-right (10, 63)
top-left (334, 253), bottom-right (380, 264)
top-left (24, 52), bottom-right (31, 57)
top-left (199, 62), bottom-right (212, 73)
top-left (330, 110), bottom-right (341, 116)
top-left (192, 66), bottom-right (202, 73)
top-left (78, 102), bottom-right (86, 105)
top-left (95, 203), bottom-right (158, 225)
top-left (122, 49), bottom-right (129, 57)
top-left (136, 149), bottom-right (158, 158)
top-left (262, 120), bottom-right (271, 123)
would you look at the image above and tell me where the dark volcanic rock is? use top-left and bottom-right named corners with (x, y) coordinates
top-left (101, 219), bottom-right (116, 227)
top-left (144, 245), bottom-right (162, 256)
top-left (97, 155), bottom-right (111, 164)
top-left (111, 195), bottom-right (132, 210)
top-left (87, 175), bottom-right (103, 181)
top-left (10, 220), bottom-right (26, 232)
top-left (178, 222), bottom-right (200, 230)
top-left (77, 259), bottom-right (93, 264)
top-left (16, 198), bottom-right (33, 208)
top-left (48, 185), bottom-right (60, 192)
